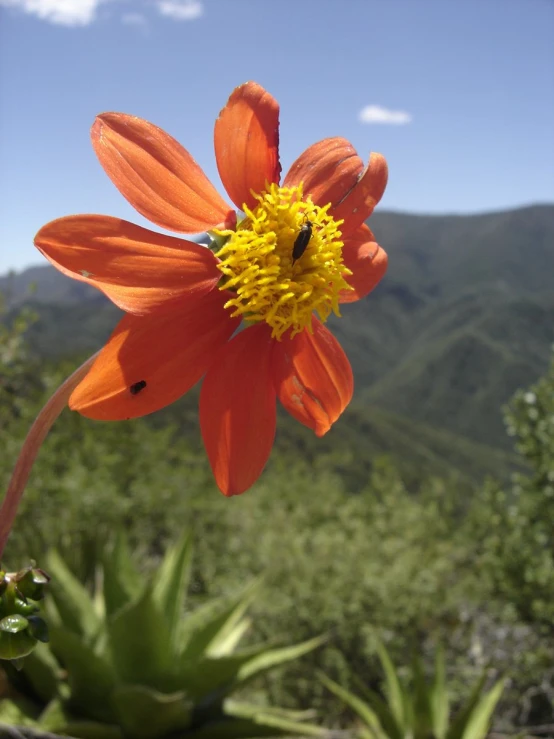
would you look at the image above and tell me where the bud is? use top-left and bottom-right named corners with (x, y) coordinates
top-left (0, 562), bottom-right (50, 664)
top-left (12, 563), bottom-right (50, 601)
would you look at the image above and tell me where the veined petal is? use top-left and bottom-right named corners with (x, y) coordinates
top-left (332, 153), bottom-right (388, 236)
top-left (200, 323), bottom-right (276, 496)
top-left (339, 223), bottom-right (388, 303)
top-left (35, 215), bottom-right (221, 315)
top-left (272, 319), bottom-right (353, 437)
top-left (70, 288), bottom-right (240, 420)
top-left (214, 81), bottom-right (281, 212)
top-left (92, 113), bottom-right (236, 233)
top-left (284, 137), bottom-right (361, 207)
top-left (284, 139), bottom-right (388, 237)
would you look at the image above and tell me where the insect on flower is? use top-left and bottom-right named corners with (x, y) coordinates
top-left (129, 380), bottom-right (147, 395)
top-left (292, 217), bottom-right (313, 263)
top-left (34, 81), bottom-right (389, 496)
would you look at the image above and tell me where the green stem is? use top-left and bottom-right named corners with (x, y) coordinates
top-left (0, 353), bottom-right (99, 562)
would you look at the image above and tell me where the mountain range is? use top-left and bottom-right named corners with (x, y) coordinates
top-left (2, 203), bottom-right (553, 481)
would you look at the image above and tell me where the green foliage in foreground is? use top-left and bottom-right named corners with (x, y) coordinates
top-left (2, 298), bottom-right (554, 727)
top-left (471, 350), bottom-right (554, 627)
top-left (320, 641), bottom-right (503, 739)
top-left (0, 566), bottom-right (50, 664)
top-left (0, 534), bottom-right (325, 738)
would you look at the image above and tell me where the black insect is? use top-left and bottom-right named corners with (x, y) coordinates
top-left (129, 380), bottom-right (147, 395)
top-left (292, 218), bottom-right (313, 263)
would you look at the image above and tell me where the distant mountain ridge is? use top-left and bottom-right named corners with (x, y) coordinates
top-left (2, 204), bottom-right (553, 454)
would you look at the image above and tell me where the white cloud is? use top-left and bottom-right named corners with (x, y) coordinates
top-left (358, 105), bottom-right (412, 125)
top-left (157, 0), bottom-right (202, 21)
top-left (0, 0), bottom-right (110, 25)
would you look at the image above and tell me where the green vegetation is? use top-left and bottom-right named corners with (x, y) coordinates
top-left (1, 204), bottom-right (553, 734)
top-left (0, 565), bottom-right (49, 664)
top-left (471, 355), bottom-right (554, 627)
top-left (0, 534), bottom-right (325, 738)
top-left (3, 205), bottom-right (553, 452)
top-left (320, 641), bottom-right (504, 739)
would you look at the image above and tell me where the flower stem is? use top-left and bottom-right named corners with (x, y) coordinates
top-left (0, 353), bottom-right (99, 562)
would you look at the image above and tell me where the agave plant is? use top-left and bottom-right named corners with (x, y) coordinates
top-left (0, 533), bottom-right (326, 738)
top-left (320, 641), bottom-right (504, 739)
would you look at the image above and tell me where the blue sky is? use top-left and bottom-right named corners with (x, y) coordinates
top-left (1, 0), bottom-right (553, 273)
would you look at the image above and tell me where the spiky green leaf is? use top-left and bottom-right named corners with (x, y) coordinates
top-left (152, 532), bottom-right (193, 647)
top-left (107, 585), bottom-right (172, 688)
top-left (183, 699), bottom-right (326, 738)
top-left (177, 636), bottom-right (324, 701)
top-left (430, 647), bottom-right (449, 739)
top-left (19, 641), bottom-right (59, 704)
top-left (46, 549), bottom-right (100, 638)
top-left (49, 625), bottom-right (116, 723)
top-left (411, 651), bottom-right (432, 737)
top-left (375, 639), bottom-right (407, 730)
top-left (460, 680), bottom-right (504, 739)
top-left (236, 635), bottom-right (326, 686)
top-left (111, 684), bottom-right (193, 739)
top-left (179, 579), bottom-right (261, 661)
top-left (0, 696), bottom-right (39, 726)
top-left (63, 723), bottom-right (125, 739)
top-left (351, 675), bottom-right (404, 739)
top-left (446, 673), bottom-right (487, 739)
top-left (102, 533), bottom-right (143, 618)
top-left (39, 697), bottom-right (124, 738)
top-left (210, 616), bottom-right (252, 657)
top-left (318, 671), bottom-right (387, 739)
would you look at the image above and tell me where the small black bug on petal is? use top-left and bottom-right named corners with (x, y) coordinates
top-left (292, 219), bottom-right (313, 263)
top-left (129, 380), bottom-right (147, 395)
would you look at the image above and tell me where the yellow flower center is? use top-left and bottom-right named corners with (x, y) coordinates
top-left (214, 183), bottom-right (352, 340)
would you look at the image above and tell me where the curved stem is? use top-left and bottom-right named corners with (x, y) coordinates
top-left (0, 353), bottom-right (99, 562)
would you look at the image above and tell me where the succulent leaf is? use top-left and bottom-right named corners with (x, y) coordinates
top-left (107, 585), bottom-right (173, 689)
top-left (111, 684), bottom-right (193, 739)
top-left (102, 533), bottom-right (143, 618)
top-left (152, 531), bottom-right (193, 648)
top-left (46, 550), bottom-right (100, 639)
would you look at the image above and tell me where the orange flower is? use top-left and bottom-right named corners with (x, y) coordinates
top-left (34, 82), bottom-right (388, 496)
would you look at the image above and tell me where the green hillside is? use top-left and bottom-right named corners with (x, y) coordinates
top-left (146, 387), bottom-right (518, 489)
top-left (2, 203), bottom-right (553, 477)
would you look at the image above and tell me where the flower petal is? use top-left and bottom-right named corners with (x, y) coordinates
top-left (92, 113), bottom-right (236, 233)
top-left (284, 137), bottom-right (361, 205)
top-left (35, 215), bottom-right (221, 315)
top-left (214, 81), bottom-right (281, 212)
top-left (200, 323), bottom-right (276, 496)
top-left (284, 138), bottom-right (387, 236)
top-left (70, 288), bottom-right (240, 420)
top-left (332, 153), bottom-right (388, 236)
top-left (339, 223), bottom-right (388, 303)
top-left (272, 318), bottom-right (353, 437)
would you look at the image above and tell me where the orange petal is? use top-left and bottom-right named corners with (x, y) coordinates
top-left (92, 113), bottom-right (236, 233)
top-left (332, 153), bottom-right (388, 237)
top-left (70, 288), bottom-right (240, 420)
top-left (200, 323), bottom-right (276, 496)
top-left (272, 319), bottom-right (353, 437)
top-left (35, 215), bottom-right (221, 315)
top-left (284, 137), bottom-right (361, 206)
top-left (284, 139), bottom-right (388, 237)
top-left (214, 81), bottom-right (281, 212)
top-left (339, 223), bottom-right (388, 303)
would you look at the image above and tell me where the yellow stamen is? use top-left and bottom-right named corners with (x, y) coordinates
top-left (214, 183), bottom-right (352, 340)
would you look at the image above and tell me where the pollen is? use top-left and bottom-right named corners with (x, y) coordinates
top-left (214, 183), bottom-right (352, 339)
